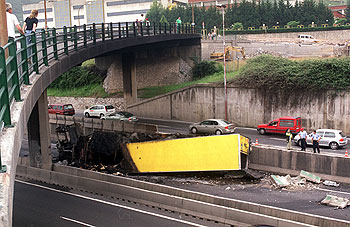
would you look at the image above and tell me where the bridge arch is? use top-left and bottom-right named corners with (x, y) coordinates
top-left (0, 23), bottom-right (201, 226)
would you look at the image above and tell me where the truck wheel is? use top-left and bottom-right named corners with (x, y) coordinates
top-left (258, 129), bottom-right (266, 135)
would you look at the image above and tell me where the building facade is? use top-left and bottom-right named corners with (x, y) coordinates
top-left (22, 0), bottom-right (172, 28)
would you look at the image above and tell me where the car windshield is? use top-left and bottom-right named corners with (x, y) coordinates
top-left (339, 132), bottom-right (346, 137)
top-left (119, 112), bottom-right (133, 117)
top-left (105, 105), bottom-right (114, 110)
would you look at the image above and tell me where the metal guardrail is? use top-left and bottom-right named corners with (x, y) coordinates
top-left (0, 22), bottom-right (198, 172)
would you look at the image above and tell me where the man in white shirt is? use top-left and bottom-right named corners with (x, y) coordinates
top-left (311, 130), bottom-right (321, 153)
top-left (6, 3), bottom-right (24, 39)
top-left (299, 128), bottom-right (307, 151)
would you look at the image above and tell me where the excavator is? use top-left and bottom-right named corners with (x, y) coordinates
top-left (210, 46), bottom-right (246, 60)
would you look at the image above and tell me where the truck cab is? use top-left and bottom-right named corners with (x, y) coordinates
top-left (257, 117), bottom-right (302, 135)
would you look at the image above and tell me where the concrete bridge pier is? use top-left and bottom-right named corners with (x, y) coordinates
top-left (122, 53), bottom-right (137, 105)
top-left (27, 90), bottom-right (52, 170)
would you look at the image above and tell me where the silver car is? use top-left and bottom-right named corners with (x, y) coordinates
top-left (189, 119), bottom-right (236, 135)
top-left (293, 129), bottom-right (347, 150)
top-left (101, 111), bottom-right (138, 122)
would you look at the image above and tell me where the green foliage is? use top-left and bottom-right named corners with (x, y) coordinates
top-left (336, 18), bottom-right (347, 26)
top-left (159, 15), bottom-right (168, 24)
top-left (47, 84), bottom-right (110, 98)
top-left (192, 60), bottom-right (220, 80)
top-left (287, 20), bottom-right (300, 28)
top-left (234, 55), bottom-right (350, 92)
top-left (232, 22), bottom-right (244, 30)
top-left (49, 66), bottom-right (103, 90)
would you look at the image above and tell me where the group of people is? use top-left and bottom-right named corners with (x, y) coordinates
top-left (5, 3), bottom-right (38, 58)
top-left (286, 128), bottom-right (321, 153)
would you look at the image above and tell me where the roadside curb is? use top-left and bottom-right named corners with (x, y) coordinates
top-left (16, 164), bottom-right (350, 227)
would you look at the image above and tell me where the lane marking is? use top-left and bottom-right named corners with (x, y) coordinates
top-left (317, 188), bottom-right (350, 196)
top-left (270, 138), bottom-right (286, 141)
top-left (60, 216), bottom-right (96, 227)
top-left (16, 180), bottom-right (207, 227)
top-left (236, 127), bottom-right (257, 131)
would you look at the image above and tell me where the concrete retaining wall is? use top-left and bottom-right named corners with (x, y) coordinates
top-left (128, 84), bottom-right (350, 134)
top-left (249, 145), bottom-right (350, 184)
top-left (16, 164), bottom-right (350, 227)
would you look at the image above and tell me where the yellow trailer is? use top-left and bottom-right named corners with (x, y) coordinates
top-left (123, 134), bottom-right (250, 173)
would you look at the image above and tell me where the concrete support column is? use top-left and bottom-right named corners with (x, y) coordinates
top-left (27, 90), bottom-right (52, 169)
top-left (122, 53), bottom-right (137, 105)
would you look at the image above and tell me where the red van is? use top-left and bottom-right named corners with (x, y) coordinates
top-left (48, 104), bottom-right (75, 116)
top-left (257, 117), bottom-right (302, 135)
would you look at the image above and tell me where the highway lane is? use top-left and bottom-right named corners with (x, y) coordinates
top-left (13, 180), bottom-right (224, 227)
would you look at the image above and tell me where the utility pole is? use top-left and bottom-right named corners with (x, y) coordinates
top-left (0, 0), bottom-right (8, 47)
top-left (44, 0), bottom-right (48, 29)
top-left (191, 3), bottom-right (194, 25)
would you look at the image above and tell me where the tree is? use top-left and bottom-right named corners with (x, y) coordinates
top-left (232, 22), bottom-right (244, 30)
top-left (346, 0), bottom-right (350, 22)
top-left (145, 0), bottom-right (165, 24)
top-left (287, 20), bottom-right (300, 28)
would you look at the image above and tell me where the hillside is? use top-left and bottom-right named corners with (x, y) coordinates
top-left (7, 0), bottom-right (40, 23)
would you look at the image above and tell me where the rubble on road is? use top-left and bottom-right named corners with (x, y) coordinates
top-left (300, 170), bottom-right (321, 184)
top-left (320, 195), bottom-right (350, 209)
top-left (270, 175), bottom-right (306, 189)
top-left (247, 48), bottom-right (286, 58)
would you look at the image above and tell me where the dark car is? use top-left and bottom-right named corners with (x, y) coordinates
top-left (48, 104), bottom-right (75, 116)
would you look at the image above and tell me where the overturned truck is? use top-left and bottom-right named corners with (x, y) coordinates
top-left (56, 125), bottom-right (250, 173)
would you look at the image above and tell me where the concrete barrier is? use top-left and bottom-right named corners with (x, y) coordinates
top-left (16, 165), bottom-right (325, 227)
top-left (249, 145), bottom-right (350, 184)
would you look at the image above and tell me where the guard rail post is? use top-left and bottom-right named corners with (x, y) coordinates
top-left (8, 39), bottom-right (21, 101)
top-left (0, 47), bottom-right (11, 127)
top-left (63, 26), bottom-right (68, 55)
top-left (164, 23), bottom-right (167, 34)
top-left (19, 36), bottom-right (29, 85)
top-left (118, 22), bottom-right (121, 38)
top-left (52, 28), bottom-right (58, 60)
top-left (153, 22), bottom-right (156, 35)
top-left (159, 22), bottom-right (161, 34)
top-left (83, 24), bottom-right (87, 47)
top-left (93, 23), bottom-right (96, 44)
top-left (110, 22), bottom-right (114, 39)
top-left (74, 25), bottom-right (78, 51)
top-left (41, 31), bottom-right (49, 66)
top-left (102, 23), bottom-right (105, 42)
top-left (169, 23), bottom-right (172, 34)
top-left (31, 33), bottom-right (39, 73)
top-left (133, 22), bottom-right (136, 37)
top-left (126, 22), bottom-right (129, 38)
top-left (147, 23), bottom-right (150, 36)
top-left (140, 23), bottom-right (143, 36)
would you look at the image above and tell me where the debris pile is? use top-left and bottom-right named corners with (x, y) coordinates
top-left (321, 195), bottom-right (350, 209)
top-left (247, 48), bottom-right (286, 58)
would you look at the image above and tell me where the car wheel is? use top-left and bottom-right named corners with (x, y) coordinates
top-left (191, 127), bottom-right (197, 134)
top-left (84, 112), bottom-right (90, 118)
top-left (258, 129), bottom-right (266, 135)
top-left (330, 142), bottom-right (338, 150)
top-left (100, 113), bottom-right (105, 118)
top-left (215, 130), bottom-right (222, 135)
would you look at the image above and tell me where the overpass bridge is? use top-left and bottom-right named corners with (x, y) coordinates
top-left (0, 22), bottom-right (201, 226)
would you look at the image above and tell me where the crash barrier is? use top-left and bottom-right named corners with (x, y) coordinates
top-left (16, 164), bottom-right (350, 227)
top-left (48, 115), bottom-right (158, 137)
top-left (249, 145), bottom-right (350, 184)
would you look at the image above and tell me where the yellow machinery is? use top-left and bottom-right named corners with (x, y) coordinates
top-left (210, 46), bottom-right (246, 60)
top-left (123, 134), bottom-right (250, 173)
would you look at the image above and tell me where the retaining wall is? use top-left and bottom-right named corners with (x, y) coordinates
top-left (127, 84), bottom-right (350, 134)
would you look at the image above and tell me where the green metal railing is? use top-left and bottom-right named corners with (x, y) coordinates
top-left (0, 22), bottom-right (198, 172)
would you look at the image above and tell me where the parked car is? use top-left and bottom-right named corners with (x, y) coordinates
top-left (189, 119), bottom-right (236, 135)
top-left (293, 129), bottom-right (347, 150)
top-left (257, 116), bottom-right (302, 135)
top-left (48, 104), bottom-right (75, 116)
top-left (84, 105), bottom-right (115, 118)
top-left (101, 111), bottom-right (138, 122)
top-left (298, 34), bottom-right (318, 44)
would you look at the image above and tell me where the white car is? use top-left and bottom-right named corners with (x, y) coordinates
top-left (84, 105), bottom-right (115, 118)
top-left (293, 129), bottom-right (347, 150)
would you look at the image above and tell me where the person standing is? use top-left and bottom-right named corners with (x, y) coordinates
top-left (286, 129), bottom-right (293, 150)
top-left (176, 17), bottom-right (181, 33)
top-left (299, 128), bottom-right (307, 151)
top-left (6, 3), bottom-right (24, 40)
top-left (311, 130), bottom-right (321, 153)
top-left (23, 9), bottom-right (38, 60)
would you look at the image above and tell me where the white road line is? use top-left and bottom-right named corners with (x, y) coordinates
top-left (16, 180), bottom-right (207, 227)
top-left (317, 188), bottom-right (350, 196)
top-left (270, 138), bottom-right (286, 141)
top-left (60, 216), bottom-right (96, 227)
top-left (236, 127), bottom-right (257, 131)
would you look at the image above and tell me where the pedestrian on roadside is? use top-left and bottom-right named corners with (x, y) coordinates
top-left (286, 129), bottom-right (293, 150)
top-left (311, 130), bottom-right (321, 153)
top-left (6, 3), bottom-right (24, 40)
top-left (299, 128), bottom-right (307, 151)
top-left (176, 17), bottom-right (181, 33)
top-left (23, 9), bottom-right (38, 61)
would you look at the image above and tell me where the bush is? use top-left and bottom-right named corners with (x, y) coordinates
top-left (287, 21), bottom-right (300, 28)
top-left (192, 60), bottom-right (220, 80)
top-left (233, 55), bottom-right (350, 92)
top-left (49, 66), bottom-right (104, 90)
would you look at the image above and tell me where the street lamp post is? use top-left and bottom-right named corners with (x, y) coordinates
top-left (217, 4), bottom-right (227, 120)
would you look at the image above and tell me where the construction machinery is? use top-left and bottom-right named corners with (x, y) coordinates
top-left (210, 46), bottom-right (246, 60)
